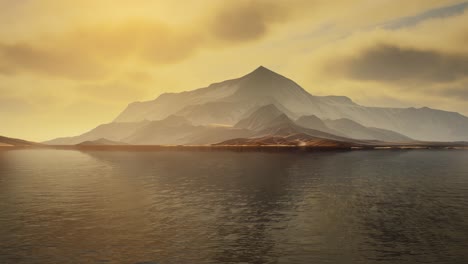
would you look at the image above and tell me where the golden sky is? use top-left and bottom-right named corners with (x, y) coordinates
top-left (1, 0), bottom-right (468, 141)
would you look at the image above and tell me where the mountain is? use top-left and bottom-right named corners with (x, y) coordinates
top-left (128, 117), bottom-right (253, 145)
top-left (110, 66), bottom-right (468, 141)
top-left (323, 118), bottom-right (412, 142)
top-left (47, 66), bottom-right (468, 144)
top-left (77, 138), bottom-right (127, 146)
top-left (295, 115), bottom-right (343, 136)
top-left (44, 121), bottom-right (150, 145)
top-left (230, 106), bottom-right (368, 145)
top-left (296, 115), bottom-right (412, 142)
top-left (123, 115), bottom-right (200, 145)
top-left (237, 106), bottom-right (357, 141)
top-left (333, 106), bottom-right (468, 142)
top-left (119, 115), bottom-right (252, 145)
top-left (235, 104), bottom-right (284, 131)
top-left (0, 136), bottom-right (39, 146)
top-left (114, 66), bottom-right (341, 125)
top-left (253, 114), bottom-right (367, 144)
top-left (114, 75), bottom-right (243, 123)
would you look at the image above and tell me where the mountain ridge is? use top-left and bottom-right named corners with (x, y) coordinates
top-left (46, 66), bottom-right (468, 144)
top-left (111, 66), bottom-right (468, 141)
top-left (0, 136), bottom-right (40, 146)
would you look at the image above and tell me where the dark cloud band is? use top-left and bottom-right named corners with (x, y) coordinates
top-left (333, 44), bottom-right (468, 83)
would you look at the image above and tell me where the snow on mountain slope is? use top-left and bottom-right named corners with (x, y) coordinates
top-left (114, 66), bottom-right (356, 124)
top-left (114, 77), bottom-right (242, 122)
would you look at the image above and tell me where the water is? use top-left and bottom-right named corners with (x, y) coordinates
top-left (1, 149), bottom-right (468, 264)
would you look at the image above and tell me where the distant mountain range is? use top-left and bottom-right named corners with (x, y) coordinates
top-left (44, 66), bottom-right (468, 146)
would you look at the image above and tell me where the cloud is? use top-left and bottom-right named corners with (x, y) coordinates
top-left (299, 8), bottom-right (468, 117)
top-left (0, 21), bottom-right (203, 80)
top-left (1, 1), bottom-right (462, 82)
top-left (444, 88), bottom-right (468, 100)
top-left (0, 97), bottom-right (34, 113)
top-left (209, 0), bottom-right (290, 42)
top-left (0, 1), bottom-right (324, 81)
top-left (0, 0), bottom-right (294, 81)
top-left (0, 42), bottom-right (107, 79)
top-left (330, 44), bottom-right (468, 83)
top-left (430, 80), bottom-right (468, 100)
top-left (380, 1), bottom-right (468, 29)
top-left (309, 10), bottom-right (468, 88)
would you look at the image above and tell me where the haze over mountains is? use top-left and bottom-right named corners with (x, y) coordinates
top-left (45, 66), bottom-right (468, 146)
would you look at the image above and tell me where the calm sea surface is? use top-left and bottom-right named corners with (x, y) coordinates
top-left (1, 149), bottom-right (468, 264)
